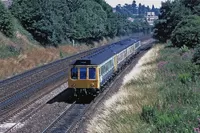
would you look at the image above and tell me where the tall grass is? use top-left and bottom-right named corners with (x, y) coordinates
top-left (88, 44), bottom-right (200, 133)
top-left (140, 45), bottom-right (200, 133)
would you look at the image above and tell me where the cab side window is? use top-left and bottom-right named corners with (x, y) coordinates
top-left (80, 67), bottom-right (87, 79)
top-left (89, 68), bottom-right (96, 79)
top-left (71, 67), bottom-right (78, 79)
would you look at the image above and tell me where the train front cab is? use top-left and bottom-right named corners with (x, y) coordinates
top-left (68, 65), bottom-right (100, 96)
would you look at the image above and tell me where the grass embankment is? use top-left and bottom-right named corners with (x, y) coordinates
top-left (88, 44), bottom-right (200, 133)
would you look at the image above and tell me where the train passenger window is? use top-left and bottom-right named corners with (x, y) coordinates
top-left (71, 67), bottom-right (78, 79)
top-left (80, 68), bottom-right (87, 79)
top-left (101, 65), bottom-right (105, 76)
top-left (89, 68), bottom-right (96, 79)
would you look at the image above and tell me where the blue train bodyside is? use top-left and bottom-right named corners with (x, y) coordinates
top-left (80, 38), bottom-right (141, 87)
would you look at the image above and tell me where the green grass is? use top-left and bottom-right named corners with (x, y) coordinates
top-left (59, 50), bottom-right (75, 59)
top-left (0, 18), bottom-right (38, 59)
top-left (0, 44), bottom-right (20, 58)
top-left (89, 44), bottom-right (200, 133)
top-left (139, 45), bottom-right (200, 133)
top-left (13, 18), bottom-right (37, 44)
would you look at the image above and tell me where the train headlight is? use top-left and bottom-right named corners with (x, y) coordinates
top-left (90, 83), bottom-right (95, 88)
top-left (71, 84), bottom-right (76, 88)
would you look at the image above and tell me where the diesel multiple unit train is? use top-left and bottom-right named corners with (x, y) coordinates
top-left (68, 38), bottom-right (141, 95)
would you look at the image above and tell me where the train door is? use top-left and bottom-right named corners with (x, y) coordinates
top-left (114, 56), bottom-right (118, 71)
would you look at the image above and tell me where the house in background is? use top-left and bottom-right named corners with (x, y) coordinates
top-left (146, 12), bottom-right (158, 26)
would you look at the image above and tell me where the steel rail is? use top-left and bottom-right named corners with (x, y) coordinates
top-left (0, 35), bottom-right (152, 117)
top-left (41, 102), bottom-right (77, 133)
top-left (41, 39), bottom-right (155, 133)
top-left (3, 81), bottom-right (67, 133)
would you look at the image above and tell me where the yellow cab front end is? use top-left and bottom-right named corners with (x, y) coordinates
top-left (68, 65), bottom-right (100, 93)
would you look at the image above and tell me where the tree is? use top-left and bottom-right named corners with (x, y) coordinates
top-left (138, 3), bottom-right (142, 15)
top-left (0, 1), bottom-right (14, 37)
top-left (181, 0), bottom-right (200, 10)
top-left (153, 1), bottom-right (173, 42)
top-left (141, 5), bottom-right (146, 14)
top-left (132, 0), bottom-right (137, 14)
top-left (11, 0), bottom-right (71, 46)
top-left (153, 0), bottom-right (191, 42)
top-left (171, 15), bottom-right (200, 48)
top-left (146, 5), bottom-right (150, 12)
top-left (152, 5), bottom-right (155, 12)
top-left (11, 0), bottom-right (147, 46)
top-left (69, 0), bottom-right (107, 40)
top-left (192, 45), bottom-right (200, 65)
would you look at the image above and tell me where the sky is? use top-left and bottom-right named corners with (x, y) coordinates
top-left (105, 0), bottom-right (164, 8)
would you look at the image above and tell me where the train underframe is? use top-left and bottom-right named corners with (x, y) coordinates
top-left (73, 88), bottom-right (100, 97)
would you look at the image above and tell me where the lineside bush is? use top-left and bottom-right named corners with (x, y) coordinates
top-left (0, 1), bottom-right (14, 37)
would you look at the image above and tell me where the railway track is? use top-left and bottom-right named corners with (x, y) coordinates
top-left (41, 85), bottom-right (112, 133)
top-left (0, 45), bottom-right (106, 99)
top-left (0, 34), bottom-right (150, 100)
top-left (0, 71), bottom-right (67, 118)
top-left (0, 76), bottom-right (67, 123)
top-left (2, 82), bottom-right (68, 133)
top-left (0, 42), bottom-right (112, 117)
top-left (41, 102), bottom-right (84, 133)
top-left (40, 41), bottom-right (155, 133)
top-left (0, 35), bottom-right (152, 121)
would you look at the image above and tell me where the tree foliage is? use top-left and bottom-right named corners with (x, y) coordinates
top-left (153, 0), bottom-right (191, 42)
top-left (11, 0), bottom-right (71, 46)
top-left (154, 0), bottom-right (200, 65)
top-left (171, 15), bottom-right (200, 48)
top-left (69, 1), bottom-right (107, 40)
top-left (0, 1), bottom-right (14, 37)
top-left (192, 45), bottom-right (200, 65)
top-left (11, 0), bottom-right (149, 46)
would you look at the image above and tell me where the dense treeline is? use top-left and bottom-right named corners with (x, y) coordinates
top-left (153, 0), bottom-right (191, 43)
top-left (153, 0), bottom-right (200, 65)
top-left (0, 1), bottom-right (14, 37)
top-left (115, 0), bottom-right (160, 18)
top-left (9, 0), bottom-right (149, 46)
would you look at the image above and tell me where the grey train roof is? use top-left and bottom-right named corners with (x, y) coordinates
top-left (72, 38), bottom-right (139, 65)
